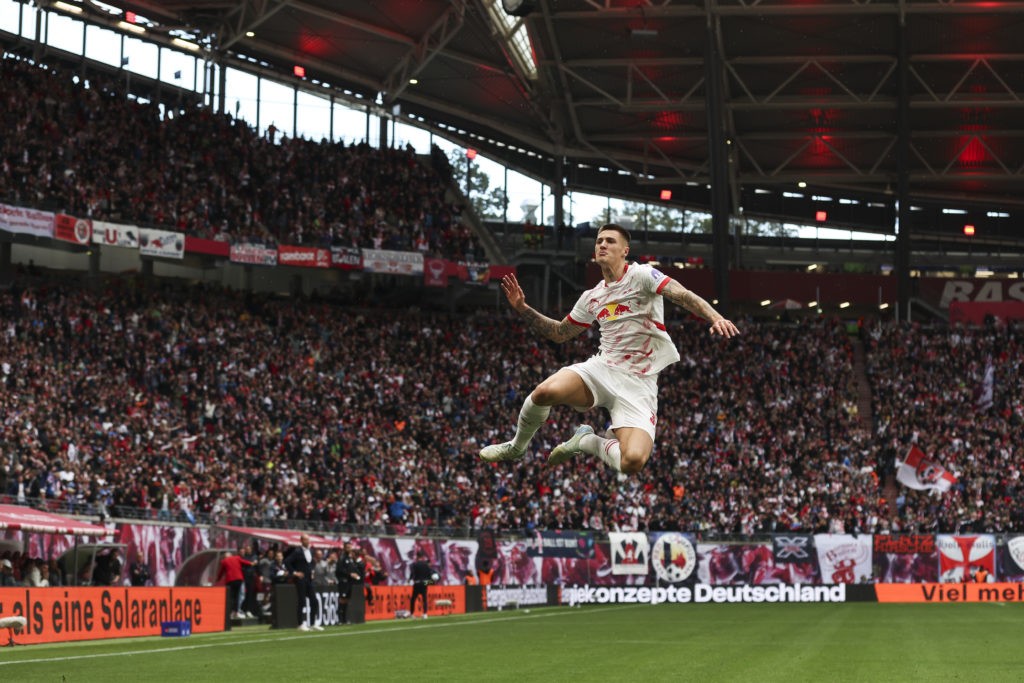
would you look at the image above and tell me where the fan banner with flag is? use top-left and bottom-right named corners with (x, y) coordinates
top-left (975, 356), bottom-right (994, 410)
top-left (609, 532), bottom-right (650, 575)
top-left (896, 445), bottom-right (956, 492)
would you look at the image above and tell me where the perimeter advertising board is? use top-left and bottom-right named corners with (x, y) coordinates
top-left (361, 585), bottom-right (466, 621)
top-left (0, 587), bottom-right (227, 644)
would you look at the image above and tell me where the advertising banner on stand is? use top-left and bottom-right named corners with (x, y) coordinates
top-left (138, 228), bottom-right (185, 259)
top-left (92, 221), bottom-right (138, 248)
top-left (278, 245), bottom-right (330, 268)
top-left (424, 258), bottom-right (450, 287)
top-left (229, 244), bottom-right (278, 266)
top-left (873, 535), bottom-right (938, 583)
top-left (54, 214), bottom-right (92, 245)
top-left (609, 532), bottom-right (649, 576)
top-left (526, 530), bottom-right (596, 559)
top-left (814, 534), bottom-right (873, 584)
top-left (362, 249), bottom-right (423, 275)
top-left (1000, 535), bottom-right (1024, 582)
top-left (330, 246), bottom-right (362, 270)
top-left (0, 203), bottom-right (54, 238)
top-left (936, 534), bottom-right (996, 582)
top-left (652, 533), bottom-right (698, 584)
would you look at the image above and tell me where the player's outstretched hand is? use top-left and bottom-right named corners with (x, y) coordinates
top-left (501, 274), bottom-right (527, 312)
top-left (709, 319), bottom-right (740, 338)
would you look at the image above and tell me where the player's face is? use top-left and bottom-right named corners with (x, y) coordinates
top-left (594, 230), bottom-right (628, 265)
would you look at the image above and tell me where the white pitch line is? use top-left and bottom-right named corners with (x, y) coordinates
top-left (0, 605), bottom-right (632, 667)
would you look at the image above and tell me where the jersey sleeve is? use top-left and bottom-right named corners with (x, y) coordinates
top-left (639, 263), bottom-right (672, 295)
top-left (567, 294), bottom-right (595, 328)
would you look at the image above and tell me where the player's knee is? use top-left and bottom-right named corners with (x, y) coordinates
top-left (620, 449), bottom-right (649, 475)
top-left (530, 385), bottom-right (559, 406)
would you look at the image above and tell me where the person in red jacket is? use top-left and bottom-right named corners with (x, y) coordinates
top-left (216, 550), bottom-right (253, 619)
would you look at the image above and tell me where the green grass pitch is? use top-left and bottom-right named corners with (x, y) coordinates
top-left (1, 603), bottom-right (1022, 682)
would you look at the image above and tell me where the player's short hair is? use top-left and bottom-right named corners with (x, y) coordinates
top-left (598, 223), bottom-right (630, 244)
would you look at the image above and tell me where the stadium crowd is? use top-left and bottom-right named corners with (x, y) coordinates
top-left (0, 56), bottom-right (482, 260)
top-left (866, 321), bottom-right (1024, 533)
top-left (2, 51), bottom-right (1022, 539)
top-left (2, 274), bottom-right (1020, 536)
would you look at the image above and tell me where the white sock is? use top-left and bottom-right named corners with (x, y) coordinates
top-left (511, 396), bottom-right (550, 450)
top-left (580, 434), bottom-right (622, 472)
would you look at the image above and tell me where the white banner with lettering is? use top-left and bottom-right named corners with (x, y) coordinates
top-left (0, 203), bottom-right (54, 238)
top-left (362, 249), bottom-right (423, 276)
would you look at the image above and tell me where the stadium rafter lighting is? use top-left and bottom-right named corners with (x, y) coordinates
top-left (879, 303), bottom-right (890, 310)
top-left (807, 301), bottom-right (818, 308)
top-left (245, 31), bottom-right (255, 37)
top-left (807, 264), bottom-right (818, 272)
top-left (118, 20), bottom-right (146, 34)
top-left (172, 37), bottom-right (201, 52)
top-left (760, 299), bottom-right (771, 307)
top-left (839, 302), bottom-right (851, 309)
top-left (53, 1), bottom-right (83, 13)
top-left (797, 181), bottom-right (807, 188)
top-left (483, 0), bottom-right (538, 80)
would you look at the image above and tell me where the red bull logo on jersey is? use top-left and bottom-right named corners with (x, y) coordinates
top-left (596, 302), bottom-right (631, 321)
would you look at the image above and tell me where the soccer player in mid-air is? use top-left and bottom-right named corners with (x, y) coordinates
top-left (480, 223), bottom-right (739, 474)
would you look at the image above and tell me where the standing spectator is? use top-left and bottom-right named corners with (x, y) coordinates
top-left (314, 549), bottom-right (336, 591)
top-left (215, 550), bottom-right (252, 620)
top-left (129, 550), bottom-right (152, 587)
top-left (335, 542), bottom-right (363, 625)
top-left (240, 542), bottom-right (262, 619)
top-left (284, 534), bottom-right (321, 631)
top-left (409, 551), bottom-right (436, 619)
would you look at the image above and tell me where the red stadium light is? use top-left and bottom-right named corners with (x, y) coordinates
top-left (125, 11), bottom-right (137, 23)
top-left (465, 148), bottom-right (477, 160)
top-left (293, 65), bottom-right (306, 78)
top-left (660, 189), bottom-right (672, 201)
top-left (963, 224), bottom-right (976, 236)
top-left (815, 210), bottom-right (827, 222)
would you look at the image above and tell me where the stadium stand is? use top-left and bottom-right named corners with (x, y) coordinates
top-left (1, 273), bottom-right (1019, 535)
top-left (0, 56), bottom-right (482, 261)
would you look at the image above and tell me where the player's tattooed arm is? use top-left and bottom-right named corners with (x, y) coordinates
top-left (661, 280), bottom-right (724, 322)
top-left (662, 279), bottom-right (741, 337)
top-left (518, 307), bottom-right (587, 343)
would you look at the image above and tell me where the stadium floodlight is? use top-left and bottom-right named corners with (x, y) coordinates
top-left (839, 302), bottom-right (851, 309)
top-left (501, 0), bottom-right (536, 16)
top-left (807, 301), bottom-right (818, 308)
top-left (760, 299), bottom-right (771, 307)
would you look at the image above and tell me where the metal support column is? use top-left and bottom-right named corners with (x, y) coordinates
top-left (705, 15), bottom-right (731, 312)
top-left (553, 158), bottom-right (565, 250)
top-left (895, 14), bottom-right (912, 321)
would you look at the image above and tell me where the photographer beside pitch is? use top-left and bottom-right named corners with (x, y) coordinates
top-left (481, 223), bottom-right (739, 474)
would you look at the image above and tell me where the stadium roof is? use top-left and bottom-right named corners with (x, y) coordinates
top-left (36, 0), bottom-right (1024, 236)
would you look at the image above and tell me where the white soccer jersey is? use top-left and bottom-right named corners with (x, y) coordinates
top-left (567, 262), bottom-right (681, 376)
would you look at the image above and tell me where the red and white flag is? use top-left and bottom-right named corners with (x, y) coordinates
top-left (896, 445), bottom-right (956, 492)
